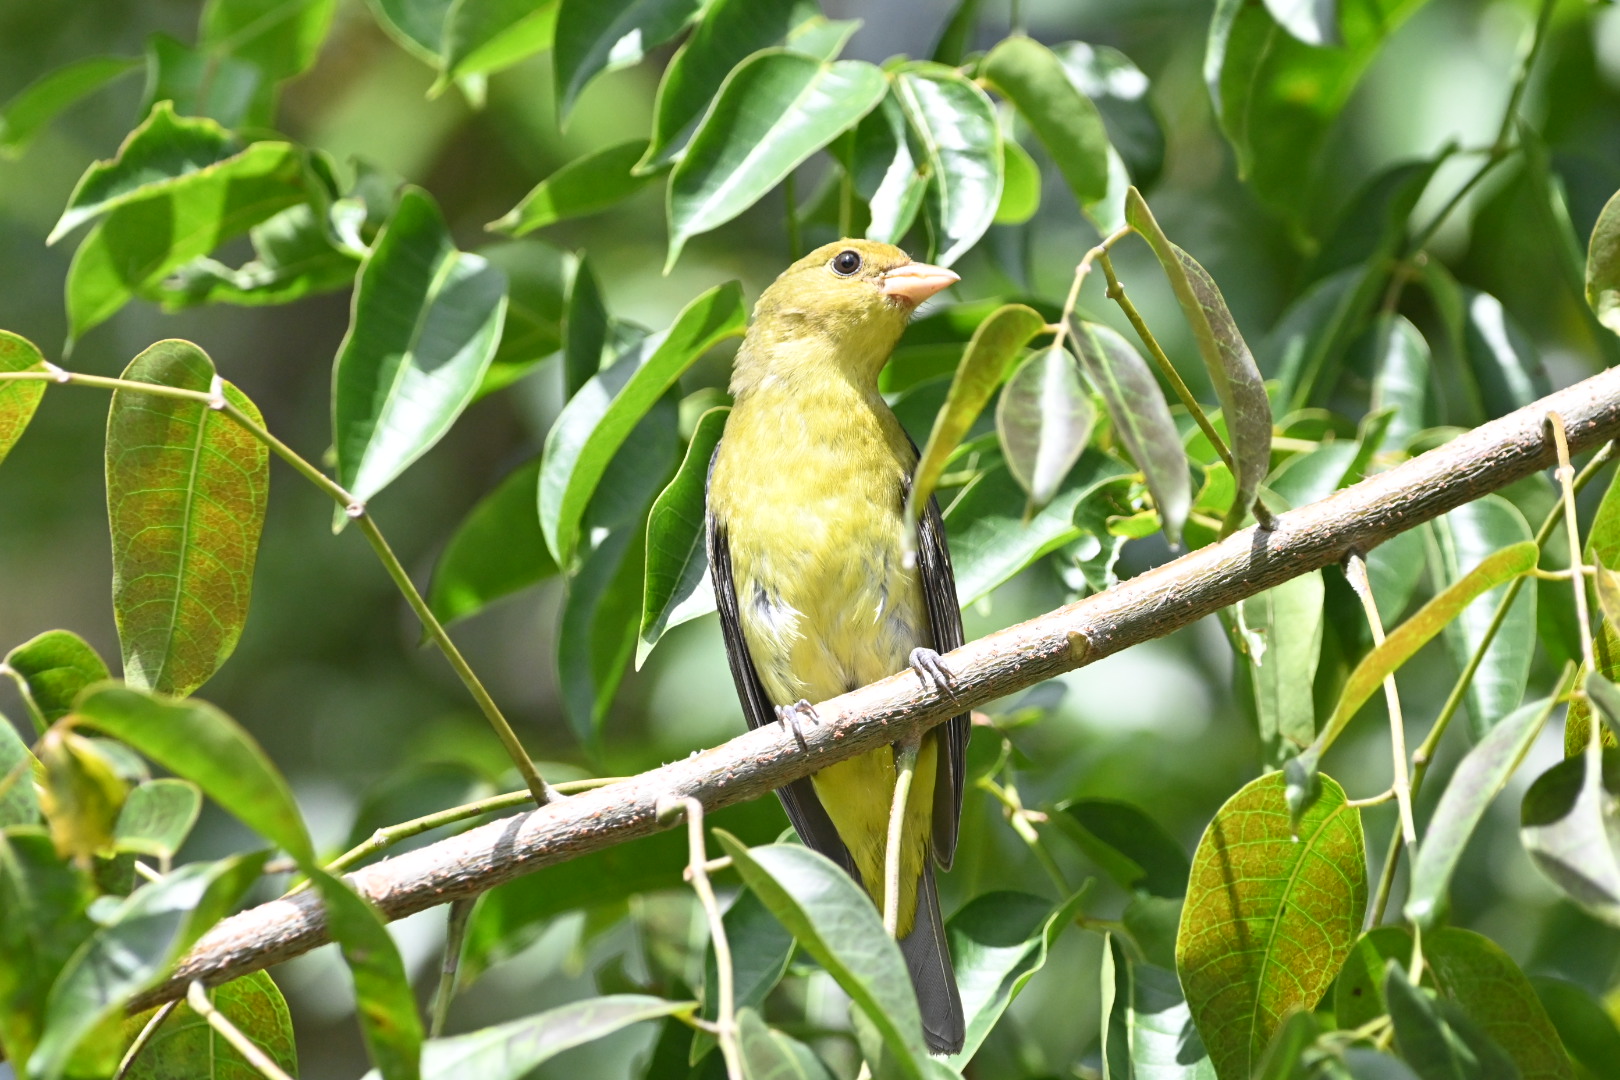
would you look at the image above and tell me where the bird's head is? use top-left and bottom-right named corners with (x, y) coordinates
top-left (735, 239), bottom-right (959, 395)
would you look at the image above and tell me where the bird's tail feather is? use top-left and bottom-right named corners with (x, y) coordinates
top-left (899, 864), bottom-right (964, 1055)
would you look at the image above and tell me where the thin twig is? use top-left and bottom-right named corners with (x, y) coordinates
top-left (883, 737), bottom-right (920, 938)
top-left (430, 898), bottom-right (475, 1037)
top-left (660, 797), bottom-right (741, 1080)
top-left (185, 982), bottom-right (296, 1080)
top-left (114, 1000), bottom-right (179, 1079)
top-left (1048, 225), bottom-right (1132, 356)
top-left (1344, 552), bottom-right (1418, 852)
top-left (1550, 414), bottom-right (1596, 674)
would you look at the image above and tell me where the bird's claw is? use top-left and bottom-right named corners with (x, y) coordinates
top-left (909, 647), bottom-right (955, 694)
top-left (776, 699), bottom-right (820, 748)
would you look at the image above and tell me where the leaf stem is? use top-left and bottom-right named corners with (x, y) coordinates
top-left (1048, 225), bottom-right (1132, 356)
top-left (114, 1000), bottom-right (180, 1079)
top-left (883, 737), bottom-right (920, 937)
top-left (430, 897), bottom-right (475, 1037)
top-left (1549, 413), bottom-right (1597, 675)
top-left (186, 981), bottom-right (296, 1080)
top-left (661, 796), bottom-right (742, 1080)
top-left (1344, 552), bottom-right (1418, 853)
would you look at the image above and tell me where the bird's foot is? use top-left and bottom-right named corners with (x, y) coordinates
top-left (909, 647), bottom-right (955, 694)
top-left (775, 699), bottom-right (820, 749)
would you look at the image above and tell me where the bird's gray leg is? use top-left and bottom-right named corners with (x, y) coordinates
top-left (909, 647), bottom-right (955, 693)
top-left (775, 698), bottom-right (820, 748)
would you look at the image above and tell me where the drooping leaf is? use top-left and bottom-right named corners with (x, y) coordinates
top-left (490, 139), bottom-right (658, 236)
top-left (1384, 967), bottom-right (1520, 1080)
top-left (994, 139), bottom-right (1041, 226)
top-left (75, 685), bottom-right (314, 866)
top-left (367, 0), bottom-right (455, 63)
top-left (439, 0), bottom-right (558, 81)
top-left (1125, 190), bottom-right (1272, 531)
top-left (1054, 42), bottom-right (1165, 189)
top-left (943, 889), bottom-right (1088, 1068)
top-left (30, 852), bottom-right (267, 1080)
top-left (0, 330), bottom-right (47, 471)
top-left (1461, 289), bottom-right (1551, 420)
top-left (0, 832), bottom-right (97, 1067)
top-left (842, 91), bottom-right (928, 245)
top-left (715, 836), bottom-right (929, 1077)
top-left (428, 456), bottom-right (557, 626)
top-left (553, 0), bottom-right (701, 122)
top-left (122, 971), bottom-right (298, 1080)
top-left (995, 344), bottom-right (1094, 512)
top-left (310, 867), bottom-right (424, 1080)
top-left (563, 253), bottom-right (610, 400)
top-left (980, 36), bottom-right (1110, 206)
top-left (0, 56), bottom-right (140, 159)
top-left (891, 62), bottom-right (1001, 267)
top-left (1430, 496), bottom-right (1536, 739)
top-left (1205, 0), bottom-right (1433, 224)
top-left (113, 778), bottom-right (202, 863)
top-left (3, 629), bottom-right (110, 734)
top-left (1520, 749), bottom-right (1620, 927)
top-left (1130, 962), bottom-right (1216, 1080)
top-left (1422, 928), bottom-right (1572, 1080)
top-left (1567, 624), bottom-right (1620, 758)
top-left (1177, 772), bottom-right (1366, 1080)
top-left (0, 719), bottom-right (38, 827)
top-left (1586, 185), bottom-right (1620, 337)
top-left (1236, 570), bottom-right (1325, 767)
top-left (904, 303), bottom-right (1045, 537)
top-left (1406, 695), bottom-right (1555, 929)
top-left (540, 282), bottom-right (745, 566)
top-left (106, 340), bottom-right (269, 698)
top-left (665, 52), bottom-right (886, 270)
top-left (736, 1006), bottom-right (834, 1080)
top-left (1070, 319), bottom-right (1192, 546)
top-left (332, 186), bottom-right (508, 513)
top-left (1061, 800), bottom-right (1189, 898)
top-left (638, 405), bottom-right (727, 667)
top-left (37, 726), bottom-right (127, 863)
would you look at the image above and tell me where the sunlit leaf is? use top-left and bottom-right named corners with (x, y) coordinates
top-left (75, 685), bottom-right (314, 866)
top-left (1236, 570), bottom-right (1324, 767)
top-left (1369, 314), bottom-right (1431, 450)
top-left (0, 55), bottom-right (138, 160)
top-left (981, 36), bottom-right (1110, 206)
top-left (540, 282), bottom-right (745, 566)
top-left (1520, 748), bottom-right (1620, 927)
top-left (736, 1006), bottom-right (834, 1080)
top-left (666, 51), bottom-right (885, 270)
top-left (440, 0), bottom-right (558, 81)
top-left (332, 187), bottom-right (506, 514)
top-left (638, 405), bottom-right (726, 667)
top-left (1586, 185), bottom-right (1620, 337)
top-left (994, 139), bottom-right (1040, 226)
top-left (106, 340), bottom-right (268, 697)
top-left (490, 139), bottom-right (657, 236)
top-left (1423, 928), bottom-right (1572, 1080)
top-left (1054, 42), bottom-right (1164, 190)
top-left (996, 344), bottom-right (1094, 511)
top-left (1430, 496), bottom-right (1536, 739)
top-left (123, 971), bottom-right (297, 1080)
top-left (3, 629), bottom-right (110, 734)
top-left (1061, 800), bottom-right (1188, 898)
top-left (201, 0), bottom-right (338, 122)
top-left (31, 852), bottom-right (267, 1080)
top-left (0, 330), bottom-right (47, 471)
top-left (157, 201), bottom-right (362, 309)
top-left (1385, 967), bottom-right (1519, 1080)
top-left (1406, 695), bottom-right (1554, 929)
top-left (554, 0), bottom-right (700, 122)
top-left (716, 836), bottom-right (930, 1077)
top-left (1461, 289), bottom-right (1551, 420)
top-left (1177, 772), bottom-right (1365, 1080)
top-left (1567, 624), bottom-right (1620, 758)
top-left (843, 91), bottom-right (928, 245)
top-left (892, 62), bottom-right (1001, 266)
top-left (1130, 962), bottom-right (1216, 1080)
top-left (428, 457), bottom-right (556, 626)
top-left (37, 726), bottom-right (127, 863)
top-left (113, 777), bottom-right (202, 862)
top-left (1070, 319), bottom-right (1192, 546)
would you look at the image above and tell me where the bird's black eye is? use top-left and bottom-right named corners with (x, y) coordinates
top-left (831, 249), bottom-right (862, 276)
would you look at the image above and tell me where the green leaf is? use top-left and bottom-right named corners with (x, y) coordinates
top-left (37, 727), bottom-right (126, 864)
top-left (123, 971), bottom-right (298, 1080)
top-left (692, 885), bottom-right (794, 1064)
top-left (715, 836), bottom-right (929, 1077)
top-left (1568, 624), bottom-right (1620, 758)
top-left (310, 867), bottom-right (424, 1080)
top-left (157, 201), bottom-right (362, 309)
top-left (737, 1006), bottom-right (834, 1080)
top-left (440, 0), bottom-right (558, 81)
top-left (943, 889), bottom-right (1087, 1068)
top-left (994, 138), bottom-right (1040, 226)
top-left (1460, 289), bottom-right (1550, 421)
top-left (1263, 267), bottom-right (1381, 414)
top-left (842, 91), bottom-right (928, 245)
top-left (140, 34), bottom-right (264, 129)
top-left (1521, 749), bottom-right (1620, 927)
top-left (892, 62), bottom-right (1001, 266)
top-left (563, 253), bottom-right (610, 399)
top-left (1334, 925), bottom-right (1411, 1029)
top-left (553, 0), bottom-right (701, 121)
top-left (560, 517), bottom-right (648, 749)
top-left (995, 344), bottom-right (1094, 512)
top-left (0, 718), bottom-right (38, 827)
top-left (1528, 976), bottom-right (1620, 1080)
top-left (490, 139), bottom-right (657, 236)
top-left (1586, 185), bottom-right (1620, 337)
top-left (332, 187), bottom-right (507, 511)
top-left (1253, 1011), bottom-right (1321, 1080)
top-left (3, 629), bottom-right (111, 733)
top-left (639, 405), bottom-right (727, 667)
top-left (0, 55), bottom-right (139, 159)
top-left (1405, 695), bottom-right (1554, 929)
top-left (202, 0), bottom-right (338, 82)
top-left (75, 684), bottom-right (314, 866)
top-left (477, 240), bottom-right (576, 396)
top-left (540, 281), bottom-right (745, 566)
top-left (981, 36), bottom-right (1110, 206)
top-left (0, 330), bottom-right (47, 470)
top-left (1176, 772), bottom-right (1366, 1080)
top-left (1070, 319), bottom-right (1192, 546)
top-left (0, 831), bottom-right (97, 1067)
top-left (1367, 525), bottom-right (1429, 628)
top-left (640, 0), bottom-right (806, 171)
top-left (1369, 315), bottom-right (1432, 450)
top-left (106, 340), bottom-right (269, 698)
top-left (666, 52), bottom-right (885, 270)
top-left (905, 303), bottom-right (1045, 533)
top-left (367, 0), bottom-right (453, 63)
top-left (1237, 570), bottom-right (1325, 767)
top-left (428, 456), bottom-right (556, 626)
top-left (114, 778), bottom-right (202, 862)
top-left (1054, 42), bottom-right (1165, 190)
top-left (944, 451), bottom-right (1127, 604)
top-left (1125, 189), bottom-right (1272, 531)
top-left (1430, 496), bottom-right (1537, 739)
top-left (1309, 156), bottom-right (1445, 286)
top-left (1061, 800), bottom-right (1189, 898)
top-left (31, 852), bottom-right (267, 1080)
top-left (1424, 929), bottom-right (1572, 1080)
top-left (1205, 0), bottom-right (1432, 224)
top-left (1385, 965), bottom-right (1522, 1080)
top-left (1129, 962), bottom-right (1216, 1080)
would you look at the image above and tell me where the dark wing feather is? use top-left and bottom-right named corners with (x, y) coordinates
top-left (706, 442), bottom-right (859, 880)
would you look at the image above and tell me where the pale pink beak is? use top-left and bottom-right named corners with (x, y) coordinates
top-left (879, 262), bottom-right (959, 306)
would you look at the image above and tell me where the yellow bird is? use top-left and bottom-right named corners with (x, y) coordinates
top-left (706, 239), bottom-right (967, 1053)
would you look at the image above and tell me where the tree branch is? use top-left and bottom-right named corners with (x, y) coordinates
top-left (132, 367), bottom-right (1620, 1010)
